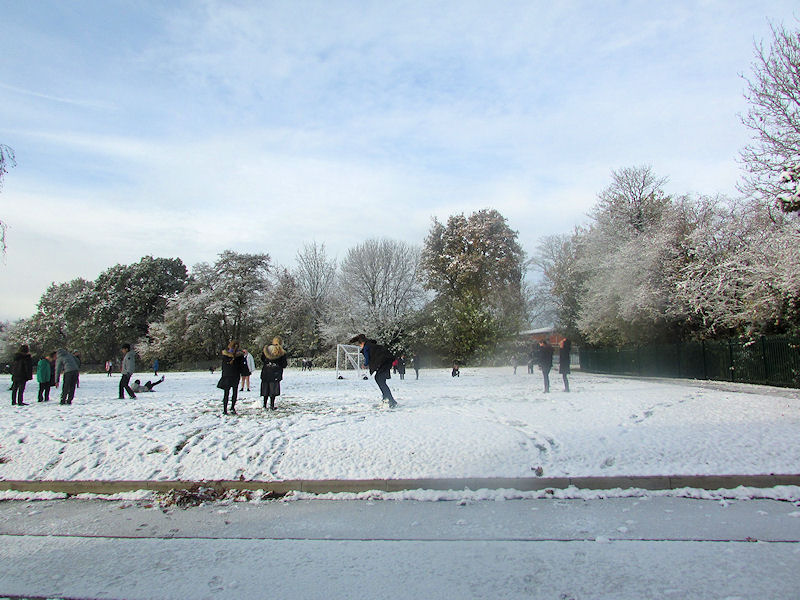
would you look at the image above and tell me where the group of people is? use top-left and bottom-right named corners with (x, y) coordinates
top-left (10, 345), bottom-right (83, 406)
top-left (216, 337), bottom-right (288, 414)
top-left (531, 338), bottom-right (572, 393)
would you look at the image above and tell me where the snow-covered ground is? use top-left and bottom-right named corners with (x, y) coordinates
top-left (2, 367), bottom-right (799, 483)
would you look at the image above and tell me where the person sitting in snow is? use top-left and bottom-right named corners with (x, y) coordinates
top-left (131, 376), bottom-right (165, 393)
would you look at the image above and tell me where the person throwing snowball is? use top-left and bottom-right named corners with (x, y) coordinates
top-left (350, 334), bottom-right (397, 409)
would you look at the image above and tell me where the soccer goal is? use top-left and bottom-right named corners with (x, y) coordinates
top-left (336, 344), bottom-right (365, 379)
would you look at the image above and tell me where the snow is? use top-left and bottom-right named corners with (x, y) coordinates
top-left (2, 367), bottom-right (799, 486)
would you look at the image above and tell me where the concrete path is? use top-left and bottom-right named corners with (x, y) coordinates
top-left (2, 496), bottom-right (800, 599)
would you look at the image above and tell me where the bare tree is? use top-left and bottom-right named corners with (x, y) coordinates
top-left (0, 144), bottom-right (16, 255)
top-left (739, 22), bottom-right (800, 213)
top-left (338, 238), bottom-right (424, 321)
top-left (294, 241), bottom-right (337, 320)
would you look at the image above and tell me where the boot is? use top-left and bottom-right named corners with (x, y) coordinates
top-left (223, 398), bottom-right (229, 415)
top-left (269, 397), bottom-right (275, 410)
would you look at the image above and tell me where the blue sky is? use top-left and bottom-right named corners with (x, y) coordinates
top-left (1, 1), bottom-right (798, 320)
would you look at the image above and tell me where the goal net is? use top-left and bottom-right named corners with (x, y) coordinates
top-left (336, 344), bottom-right (365, 379)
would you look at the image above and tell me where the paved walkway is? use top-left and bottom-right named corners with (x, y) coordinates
top-left (2, 496), bottom-right (799, 599)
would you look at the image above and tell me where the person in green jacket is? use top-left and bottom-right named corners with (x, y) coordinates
top-left (37, 351), bottom-right (56, 402)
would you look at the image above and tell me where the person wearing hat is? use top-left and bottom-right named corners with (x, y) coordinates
top-left (260, 337), bottom-right (288, 410)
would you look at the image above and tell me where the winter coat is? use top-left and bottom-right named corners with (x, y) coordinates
top-left (559, 343), bottom-right (571, 374)
top-left (538, 343), bottom-right (554, 370)
top-left (121, 350), bottom-right (136, 375)
top-left (261, 350), bottom-right (288, 384)
top-left (36, 358), bottom-right (51, 384)
top-left (244, 352), bottom-right (256, 375)
top-left (55, 348), bottom-right (80, 378)
top-left (396, 357), bottom-right (406, 375)
top-left (217, 348), bottom-right (244, 389)
top-left (11, 351), bottom-right (33, 383)
top-left (362, 340), bottom-right (394, 375)
top-left (48, 358), bottom-right (57, 385)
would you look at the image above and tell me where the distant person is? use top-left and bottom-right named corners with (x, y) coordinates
top-left (397, 355), bottom-right (406, 380)
top-left (260, 337), bottom-right (288, 410)
top-left (131, 376), bottom-right (165, 393)
top-left (119, 344), bottom-right (137, 399)
top-left (217, 340), bottom-right (244, 415)
top-left (412, 355), bottom-right (420, 380)
top-left (350, 334), bottom-right (396, 409)
top-left (240, 349), bottom-right (255, 392)
top-left (153, 358), bottom-right (160, 376)
top-left (10, 344), bottom-right (33, 406)
top-left (512, 355), bottom-right (519, 375)
top-left (451, 362), bottom-right (460, 377)
top-left (559, 338), bottom-right (572, 392)
top-left (36, 351), bottom-right (55, 402)
top-left (105, 360), bottom-right (113, 377)
top-left (55, 348), bottom-right (80, 405)
top-left (538, 340), bottom-right (554, 393)
top-left (73, 351), bottom-right (82, 387)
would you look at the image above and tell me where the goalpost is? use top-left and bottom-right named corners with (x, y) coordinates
top-left (336, 344), bottom-right (365, 379)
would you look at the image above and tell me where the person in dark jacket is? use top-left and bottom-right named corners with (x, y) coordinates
top-left (217, 340), bottom-right (244, 415)
top-left (538, 340), bottom-right (554, 393)
top-left (397, 355), bottom-right (406, 380)
top-left (559, 338), bottom-right (572, 392)
top-left (55, 348), bottom-right (80, 405)
top-left (260, 336), bottom-right (288, 410)
top-left (36, 351), bottom-right (56, 402)
top-left (11, 344), bottom-right (33, 406)
top-left (350, 334), bottom-right (396, 408)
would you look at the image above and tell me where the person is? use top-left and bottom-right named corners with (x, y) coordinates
top-left (559, 338), bottom-right (572, 392)
top-left (11, 344), bottom-right (33, 406)
top-left (451, 362), bottom-right (460, 377)
top-left (217, 340), bottom-right (244, 415)
top-left (36, 351), bottom-right (55, 402)
top-left (512, 355), bottom-right (519, 375)
top-left (397, 355), bottom-right (406, 380)
top-left (131, 376), bottom-right (165, 393)
top-left (260, 337), bottom-right (288, 410)
top-left (73, 351), bottom-right (82, 387)
top-left (412, 355), bottom-right (419, 380)
top-left (240, 349), bottom-right (255, 392)
top-left (55, 348), bottom-right (80, 405)
top-left (47, 351), bottom-right (57, 398)
top-left (392, 358), bottom-right (398, 374)
top-left (105, 360), bottom-right (113, 377)
top-left (153, 358), bottom-right (159, 376)
top-left (350, 334), bottom-right (396, 409)
top-left (538, 340), bottom-right (554, 393)
top-left (119, 344), bottom-right (137, 399)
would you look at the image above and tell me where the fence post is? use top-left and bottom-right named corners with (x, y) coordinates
top-left (701, 340), bottom-right (708, 380)
top-left (761, 336), bottom-right (769, 384)
top-left (676, 342), bottom-right (681, 378)
top-left (728, 339), bottom-right (735, 382)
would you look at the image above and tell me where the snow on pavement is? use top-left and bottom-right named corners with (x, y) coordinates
top-left (1, 367), bottom-right (799, 482)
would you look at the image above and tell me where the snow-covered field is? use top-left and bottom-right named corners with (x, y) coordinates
top-left (2, 367), bottom-right (799, 483)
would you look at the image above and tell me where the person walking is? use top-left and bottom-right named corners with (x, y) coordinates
top-left (105, 359), bottom-right (113, 377)
top-left (559, 338), bottom-right (572, 392)
top-left (217, 340), bottom-right (244, 415)
top-left (11, 344), bottom-right (33, 406)
top-left (119, 344), bottom-right (137, 399)
top-left (397, 355), bottom-right (406, 380)
top-left (55, 348), bottom-right (80, 405)
top-left (412, 355), bottom-right (420, 380)
top-left (36, 351), bottom-right (55, 402)
top-left (538, 340), bottom-right (554, 393)
top-left (260, 337), bottom-right (288, 410)
top-left (350, 334), bottom-right (397, 408)
top-left (240, 349), bottom-right (255, 392)
top-left (153, 358), bottom-right (159, 376)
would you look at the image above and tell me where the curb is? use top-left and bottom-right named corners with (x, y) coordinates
top-left (2, 475), bottom-right (800, 496)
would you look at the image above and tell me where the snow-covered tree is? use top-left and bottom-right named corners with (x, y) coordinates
top-left (531, 232), bottom-right (585, 340)
top-left (739, 22), bottom-right (800, 214)
top-left (294, 241), bottom-right (337, 321)
top-left (0, 144), bottom-right (16, 255)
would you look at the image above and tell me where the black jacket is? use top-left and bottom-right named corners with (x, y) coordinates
top-left (362, 340), bottom-right (394, 375)
top-left (261, 353), bottom-right (288, 382)
top-left (538, 344), bottom-right (554, 370)
top-left (11, 352), bottom-right (33, 383)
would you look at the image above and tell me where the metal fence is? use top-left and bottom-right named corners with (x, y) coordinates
top-left (579, 336), bottom-right (800, 388)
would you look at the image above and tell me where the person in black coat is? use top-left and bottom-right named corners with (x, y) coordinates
top-left (261, 337), bottom-right (288, 410)
top-left (217, 340), bottom-right (245, 415)
top-left (559, 338), bottom-right (572, 392)
top-left (11, 344), bottom-right (33, 406)
top-left (538, 340), bottom-right (554, 393)
top-left (350, 334), bottom-right (397, 408)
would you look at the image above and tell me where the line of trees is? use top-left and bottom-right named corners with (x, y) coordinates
top-left (2, 210), bottom-right (529, 367)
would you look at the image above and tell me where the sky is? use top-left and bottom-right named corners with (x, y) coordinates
top-left (1, 0), bottom-right (798, 321)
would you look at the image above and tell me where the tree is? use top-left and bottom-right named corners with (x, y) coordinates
top-left (144, 251), bottom-right (271, 363)
top-left (739, 22), bottom-right (800, 213)
top-left (0, 144), bottom-right (16, 255)
top-left (532, 232), bottom-right (585, 340)
top-left (294, 242), bottom-right (337, 321)
top-left (420, 209), bottom-right (526, 359)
